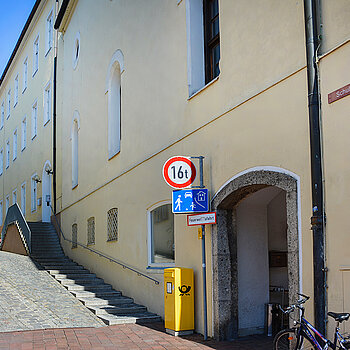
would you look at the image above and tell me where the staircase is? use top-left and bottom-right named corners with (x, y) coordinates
top-left (28, 222), bottom-right (161, 325)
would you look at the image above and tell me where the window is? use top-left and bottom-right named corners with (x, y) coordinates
top-left (203, 0), bottom-right (220, 83)
top-left (5, 196), bottom-right (9, 214)
top-left (21, 182), bottom-right (26, 217)
top-left (72, 223), bottom-right (77, 248)
top-left (23, 58), bottom-right (28, 92)
top-left (71, 114), bottom-right (79, 188)
top-left (44, 82), bottom-right (51, 125)
top-left (33, 35), bottom-right (39, 75)
top-left (31, 175), bottom-right (37, 212)
top-left (87, 217), bottom-right (95, 245)
top-left (106, 50), bottom-right (123, 159)
top-left (12, 189), bottom-right (17, 205)
top-left (107, 208), bottom-right (118, 241)
top-left (5, 141), bottom-right (10, 169)
top-left (7, 90), bottom-right (10, 118)
top-left (0, 149), bottom-right (3, 175)
top-left (14, 75), bottom-right (19, 107)
top-left (46, 11), bottom-right (53, 54)
top-left (0, 102), bottom-right (4, 129)
top-left (148, 203), bottom-right (175, 266)
top-left (13, 129), bottom-right (17, 161)
top-left (0, 201), bottom-right (3, 226)
top-left (21, 117), bottom-right (26, 150)
top-left (32, 101), bottom-right (37, 139)
top-left (72, 32), bottom-right (80, 69)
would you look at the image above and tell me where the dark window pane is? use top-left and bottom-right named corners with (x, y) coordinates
top-left (212, 44), bottom-right (220, 78)
top-left (211, 17), bottom-right (219, 39)
top-left (210, 0), bottom-right (219, 18)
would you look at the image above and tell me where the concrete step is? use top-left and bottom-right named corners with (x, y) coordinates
top-left (51, 272), bottom-right (95, 279)
top-left (47, 267), bottom-right (87, 274)
top-left (79, 296), bottom-right (132, 307)
top-left (88, 304), bottom-right (146, 316)
top-left (55, 275), bottom-right (104, 285)
top-left (70, 290), bottom-right (122, 299)
top-left (98, 313), bottom-right (162, 325)
top-left (65, 283), bottom-right (113, 292)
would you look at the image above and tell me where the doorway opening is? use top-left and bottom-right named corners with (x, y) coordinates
top-left (42, 160), bottom-right (52, 223)
top-left (211, 169), bottom-right (299, 340)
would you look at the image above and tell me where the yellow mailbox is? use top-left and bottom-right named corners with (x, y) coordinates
top-left (164, 267), bottom-right (194, 336)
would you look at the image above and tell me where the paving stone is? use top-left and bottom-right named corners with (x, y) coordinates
top-left (0, 251), bottom-right (104, 332)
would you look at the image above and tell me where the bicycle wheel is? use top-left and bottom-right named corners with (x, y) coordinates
top-left (273, 329), bottom-right (316, 349)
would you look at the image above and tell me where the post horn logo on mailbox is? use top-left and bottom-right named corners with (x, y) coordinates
top-left (178, 285), bottom-right (191, 296)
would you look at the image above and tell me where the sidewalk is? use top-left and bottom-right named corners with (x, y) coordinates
top-left (0, 323), bottom-right (273, 349)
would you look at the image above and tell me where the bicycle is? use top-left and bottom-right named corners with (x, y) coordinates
top-left (273, 293), bottom-right (350, 349)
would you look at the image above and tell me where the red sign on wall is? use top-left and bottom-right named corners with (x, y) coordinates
top-left (328, 83), bottom-right (350, 104)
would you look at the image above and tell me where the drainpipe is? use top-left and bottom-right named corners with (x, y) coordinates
top-left (53, 0), bottom-right (58, 214)
top-left (304, 0), bottom-right (326, 335)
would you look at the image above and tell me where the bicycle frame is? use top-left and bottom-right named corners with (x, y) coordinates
top-left (300, 316), bottom-right (331, 349)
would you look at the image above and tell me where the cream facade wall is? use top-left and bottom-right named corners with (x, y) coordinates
top-left (0, 0), bottom-right (55, 223)
top-left (56, 0), bottom-right (314, 337)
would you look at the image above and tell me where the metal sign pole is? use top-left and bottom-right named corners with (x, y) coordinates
top-left (199, 156), bottom-right (208, 341)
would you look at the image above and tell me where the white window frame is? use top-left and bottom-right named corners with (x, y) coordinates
top-left (147, 201), bottom-right (175, 268)
top-left (43, 81), bottom-right (51, 125)
top-left (46, 10), bottom-right (53, 55)
top-left (23, 57), bottom-right (28, 93)
top-left (12, 189), bottom-right (17, 205)
top-left (13, 129), bottom-right (17, 161)
top-left (7, 90), bottom-right (10, 119)
top-left (14, 75), bottom-right (19, 107)
top-left (5, 140), bottom-right (10, 169)
top-left (71, 112), bottom-right (80, 189)
top-left (33, 35), bottom-right (39, 76)
top-left (32, 100), bottom-right (38, 139)
top-left (5, 195), bottom-right (10, 215)
top-left (0, 149), bottom-right (3, 175)
top-left (0, 102), bottom-right (4, 129)
top-left (31, 174), bottom-right (38, 212)
top-left (21, 117), bottom-right (27, 151)
top-left (0, 201), bottom-right (3, 226)
top-left (21, 182), bottom-right (26, 217)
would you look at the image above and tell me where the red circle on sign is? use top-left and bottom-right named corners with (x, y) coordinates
top-left (163, 156), bottom-right (196, 189)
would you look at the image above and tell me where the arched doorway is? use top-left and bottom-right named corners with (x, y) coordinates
top-left (211, 168), bottom-right (300, 340)
top-left (42, 160), bottom-right (52, 222)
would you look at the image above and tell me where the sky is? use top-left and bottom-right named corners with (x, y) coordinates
top-left (0, 0), bottom-right (36, 77)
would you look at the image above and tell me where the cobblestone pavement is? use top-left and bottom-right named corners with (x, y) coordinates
top-left (0, 251), bottom-right (104, 332)
top-left (0, 323), bottom-right (273, 349)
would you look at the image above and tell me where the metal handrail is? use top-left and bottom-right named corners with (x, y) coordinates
top-left (49, 204), bottom-right (160, 285)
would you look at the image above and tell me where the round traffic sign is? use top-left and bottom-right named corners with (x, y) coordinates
top-left (162, 156), bottom-right (196, 189)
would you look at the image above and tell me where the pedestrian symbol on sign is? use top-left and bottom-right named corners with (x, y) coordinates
top-left (172, 189), bottom-right (209, 213)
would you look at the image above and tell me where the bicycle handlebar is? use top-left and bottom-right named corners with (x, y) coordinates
top-left (279, 294), bottom-right (310, 314)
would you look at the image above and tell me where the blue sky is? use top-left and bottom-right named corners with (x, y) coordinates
top-left (0, 0), bottom-right (36, 77)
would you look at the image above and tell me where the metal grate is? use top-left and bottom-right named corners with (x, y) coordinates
top-left (72, 223), bottom-right (77, 248)
top-left (107, 208), bottom-right (118, 241)
top-left (87, 217), bottom-right (95, 245)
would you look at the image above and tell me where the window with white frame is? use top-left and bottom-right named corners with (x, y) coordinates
top-left (33, 35), bottom-right (39, 75)
top-left (44, 82), bottom-right (51, 125)
top-left (107, 51), bottom-right (123, 159)
top-left (148, 203), bottom-right (175, 266)
top-left (32, 101), bottom-right (37, 139)
top-left (21, 117), bottom-right (26, 150)
top-left (31, 175), bottom-right (37, 212)
top-left (46, 11), bottom-right (53, 54)
top-left (5, 141), bottom-right (10, 169)
top-left (0, 201), bottom-right (3, 226)
top-left (7, 90), bottom-right (10, 118)
top-left (0, 149), bottom-right (3, 175)
top-left (21, 182), bottom-right (26, 216)
top-left (5, 196), bottom-right (9, 214)
top-left (23, 58), bottom-right (28, 92)
top-left (0, 102), bottom-right (4, 129)
top-left (14, 75), bottom-right (19, 107)
top-left (13, 129), bottom-right (17, 161)
top-left (71, 115), bottom-right (79, 188)
top-left (12, 189), bottom-right (17, 204)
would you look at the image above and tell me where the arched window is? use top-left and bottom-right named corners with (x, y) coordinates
top-left (148, 202), bottom-right (175, 266)
top-left (106, 50), bottom-right (124, 159)
top-left (71, 111), bottom-right (80, 188)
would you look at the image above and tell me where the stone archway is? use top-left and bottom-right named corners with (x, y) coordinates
top-left (211, 169), bottom-right (299, 340)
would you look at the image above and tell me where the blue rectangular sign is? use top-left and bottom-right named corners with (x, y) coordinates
top-left (172, 189), bottom-right (209, 213)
